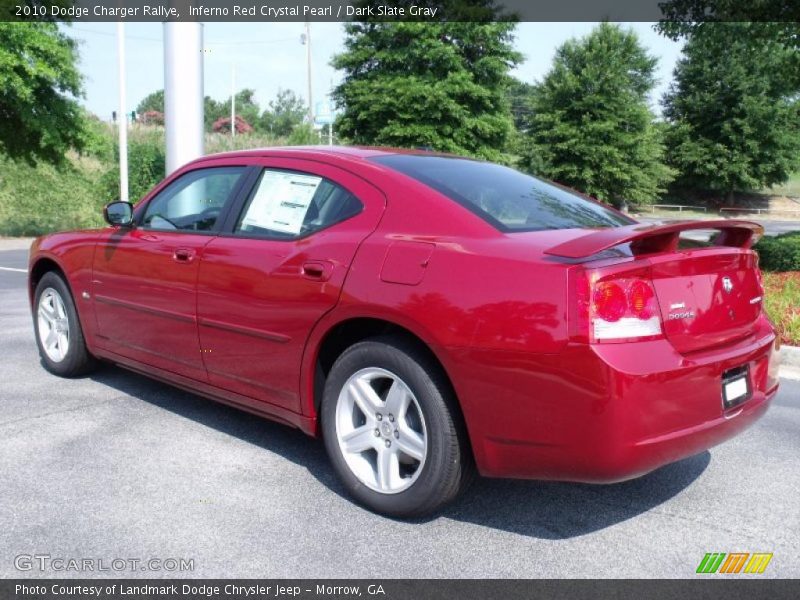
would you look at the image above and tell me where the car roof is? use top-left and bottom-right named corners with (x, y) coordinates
top-left (194, 145), bottom-right (460, 164)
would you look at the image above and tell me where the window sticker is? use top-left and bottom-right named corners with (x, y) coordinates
top-left (241, 171), bottom-right (323, 234)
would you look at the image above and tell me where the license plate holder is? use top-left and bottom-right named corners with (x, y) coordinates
top-left (722, 366), bottom-right (751, 410)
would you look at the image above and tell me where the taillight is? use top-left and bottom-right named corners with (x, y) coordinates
top-left (571, 269), bottom-right (663, 343)
top-left (593, 282), bottom-right (626, 322)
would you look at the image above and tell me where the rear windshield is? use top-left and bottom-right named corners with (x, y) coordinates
top-left (371, 154), bottom-right (634, 232)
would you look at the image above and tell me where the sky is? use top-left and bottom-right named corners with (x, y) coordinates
top-left (63, 21), bottom-right (684, 122)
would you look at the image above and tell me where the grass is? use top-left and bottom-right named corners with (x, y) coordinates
top-left (762, 171), bottom-right (800, 198)
top-left (763, 271), bottom-right (800, 347)
top-left (0, 151), bottom-right (107, 237)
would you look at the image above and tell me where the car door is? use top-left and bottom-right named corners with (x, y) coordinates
top-left (92, 165), bottom-right (250, 380)
top-left (196, 158), bottom-right (386, 412)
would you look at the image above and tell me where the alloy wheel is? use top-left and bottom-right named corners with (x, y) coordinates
top-left (335, 367), bottom-right (428, 494)
top-left (37, 287), bottom-right (70, 363)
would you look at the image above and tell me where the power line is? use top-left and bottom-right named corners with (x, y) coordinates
top-left (207, 37), bottom-right (298, 46)
top-left (69, 26), bottom-right (161, 43)
top-left (69, 27), bottom-right (299, 48)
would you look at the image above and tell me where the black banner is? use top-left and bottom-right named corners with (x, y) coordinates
top-left (3, 580), bottom-right (800, 600)
top-left (2, 0), bottom-right (799, 23)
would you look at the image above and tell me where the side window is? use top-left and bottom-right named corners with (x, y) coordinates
top-left (235, 169), bottom-right (363, 239)
top-left (141, 167), bottom-right (246, 232)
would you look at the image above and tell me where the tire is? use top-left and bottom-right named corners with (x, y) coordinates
top-left (33, 271), bottom-right (97, 377)
top-left (321, 336), bottom-right (473, 517)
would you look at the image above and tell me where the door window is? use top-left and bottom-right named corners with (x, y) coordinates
top-left (141, 167), bottom-right (246, 232)
top-left (234, 169), bottom-right (362, 239)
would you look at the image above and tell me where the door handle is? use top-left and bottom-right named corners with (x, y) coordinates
top-left (173, 248), bottom-right (196, 263)
top-left (302, 261), bottom-right (334, 281)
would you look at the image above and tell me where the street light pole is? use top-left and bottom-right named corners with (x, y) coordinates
top-left (164, 22), bottom-right (204, 174)
top-left (305, 22), bottom-right (313, 125)
top-left (116, 22), bottom-right (128, 203)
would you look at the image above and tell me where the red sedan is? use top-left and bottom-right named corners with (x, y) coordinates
top-left (28, 147), bottom-right (780, 516)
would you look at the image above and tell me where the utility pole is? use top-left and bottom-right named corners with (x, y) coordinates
top-left (116, 22), bottom-right (128, 202)
top-left (230, 62), bottom-right (236, 144)
top-left (304, 22), bottom-right (313, 125)
top-left (164, 22), bottom-right (204, 174)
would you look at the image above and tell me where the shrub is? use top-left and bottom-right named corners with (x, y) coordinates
top-left (78, 114), bottom-right (115, 162)
top-left (141, 111), bottom-right (164, 126)
top-left (0, 152), bottom-right (105, 236)
top-left (212, 116), bottom-right (253, 135)
top-left (754, 232), bottom-right (800, 272)
top-left (205, 131), bottom-right (285, 153)
top-left (286, 123), bottom-right (319, 146)
top-left (99, 127), bottom-right (166, 203)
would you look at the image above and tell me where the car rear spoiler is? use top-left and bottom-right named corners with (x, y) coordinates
top-left (544, 220), bottom-right (764, 259)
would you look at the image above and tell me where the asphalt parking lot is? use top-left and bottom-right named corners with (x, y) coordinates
top-left (1, 239), bottom-right (798, 578)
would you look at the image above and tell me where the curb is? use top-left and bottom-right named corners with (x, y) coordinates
top-left (0, 238), bottom-right (35, 251)
top-left (779, 345), bottom-right (800, 369)
top-left (779, 345), bottom-right (800, 381)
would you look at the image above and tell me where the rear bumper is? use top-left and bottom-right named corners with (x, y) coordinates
top-left (447, 317), bottom-right (778, 481)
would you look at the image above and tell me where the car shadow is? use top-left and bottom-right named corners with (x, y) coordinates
top-left (90, 363), bottom-right (710, 540)
top-left (438, 453), bottom-right (710, 538)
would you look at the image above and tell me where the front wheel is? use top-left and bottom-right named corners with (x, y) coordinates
top-left (33, 271), bottom-right (97, 377)
top-left (321, 336), bottom-right (472, 517)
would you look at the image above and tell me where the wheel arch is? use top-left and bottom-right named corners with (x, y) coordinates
top-left (28, 256), bottom-right (68, 307)
top-left (304, 315), bottom-right (469, 442)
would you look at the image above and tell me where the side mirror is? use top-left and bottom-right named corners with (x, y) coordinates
top-left (103, 201), bottom-right (134, 227)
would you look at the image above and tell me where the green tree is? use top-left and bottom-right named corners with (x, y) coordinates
top-left (331, 19), bottom-right (521, 160)
top-left (202, 91), bottom-right (260, 132)
top-left (656, 1), bottom-right (799, 48)
top-left (0, 23), bottom-right (85, 164)
top-left (204, 96), bottom-right (226, 131)
top-left (506, 78), bottom-right (535, 133)
top-left (228, 89), bottom-right (260, 130)
top-left (261, 89), bottom-right (307, 137)
top-left (136, 89), bottom-right (164, 114)
top-left (521, 23), bottom-right (673, 206)
top-left (662, 23), bottom-right (800, 200)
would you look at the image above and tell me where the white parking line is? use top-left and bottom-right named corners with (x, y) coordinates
top-left (0, 266), bottom-right (26, 273)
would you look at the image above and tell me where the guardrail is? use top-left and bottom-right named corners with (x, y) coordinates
top-left (719, 207), bottom-right (800, 215)
top-left (649, 204), bottom-right (707, 213)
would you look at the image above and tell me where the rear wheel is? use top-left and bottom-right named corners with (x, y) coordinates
top-left (33, 272), bottom-right (96, 377)
top-left (321, 336), bottom-right (472, 517)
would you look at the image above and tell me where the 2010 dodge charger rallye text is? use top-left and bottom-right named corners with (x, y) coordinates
top-left (28, 146), bottom-right (780, 516)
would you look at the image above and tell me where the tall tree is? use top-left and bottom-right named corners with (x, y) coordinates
top-left (0, 23), bottom-right (85, 164)
top-left (331, 19), bottom-right (521, 159)
top-left (506, 78), bottom-right (535, 133)
top-left (657, 1), bottom-right (799, 48)
top-left (228, 89), bottom-right (260, 130)
top-left (521, 23), bottom-right (673, 206)
top-left (261, 89), bottom-right (306, 137)
top-left (204, 96), bottom-right (226, 132)
top-left (136, 89), bottom-right (164, 115)
top-left (662, 23), bottom-right (800, 200)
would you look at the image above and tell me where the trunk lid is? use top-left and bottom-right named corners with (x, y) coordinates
top-left (545, 219), bottom-right (765, 354)
top-left (649, 250), bottom-right (763, 353)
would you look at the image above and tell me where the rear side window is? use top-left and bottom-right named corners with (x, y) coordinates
top-left (234, 169), bottom-right (362, 239)
top-left (371, 155), bottom-right (633, 232)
